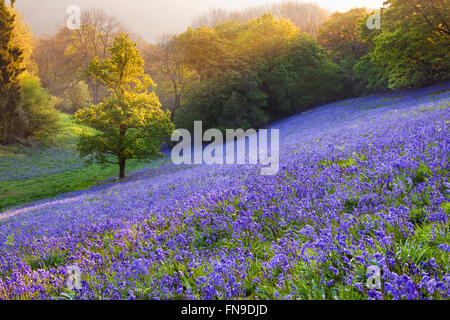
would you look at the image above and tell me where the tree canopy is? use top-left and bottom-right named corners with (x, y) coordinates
top-left (74, 33), bottom-right (174, 180)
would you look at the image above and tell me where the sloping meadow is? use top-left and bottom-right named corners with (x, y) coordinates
top-left (0, 83), bottom-right (449, 300)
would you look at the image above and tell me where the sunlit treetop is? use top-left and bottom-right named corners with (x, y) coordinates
top-left (87, 33), bottom-right (156, 96)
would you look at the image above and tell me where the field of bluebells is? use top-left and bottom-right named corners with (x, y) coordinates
top-left (0, 113), bottom-right (167, 210)
top-left (0, 146), bottom-right (83, 182)
top-left (0, 83), bottom-right (449, 300)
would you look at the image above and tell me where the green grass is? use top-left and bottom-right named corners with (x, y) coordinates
top-left (0, 158), bottom-right (168, 211)
top-left (0, 113), bottom-right (169, 211)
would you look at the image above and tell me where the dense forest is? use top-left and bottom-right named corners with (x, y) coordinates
top-left (1, 0), bottom-right (450, 302)
top-left (1, 0), bottom-right (449, 140)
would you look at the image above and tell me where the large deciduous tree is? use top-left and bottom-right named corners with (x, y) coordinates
top-left (74, 33), bottom-right (174, 180)
top-left (176, 27), bottom-right (226, 82)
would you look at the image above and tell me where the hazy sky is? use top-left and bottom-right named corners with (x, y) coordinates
top-left (16, 0), bottom-right (385, 41)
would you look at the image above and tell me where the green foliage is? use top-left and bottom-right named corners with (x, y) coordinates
top-left (58, 81), bottom-right (92, 114)
top-left (177, 14), bottom-right (341, 130)
top-left (74, 33), bottom-right (174, 179)
top-left (177, 67), bottom-right (269, 131)
top-left (27, 251), bottom-right (67, 271)
top-left (176, 26), bottom-right (227, 83)
top-left (7, 5), bottom-right (35, 72)
top-left (318, 8), bottom-right (371, 97)
top-left (0, 2), bottom-right (62, 145)
top-left (355, 0), bottom-right (450, 90)
top-left (18, 72), bottom-right (61, 139)
top-left (0, 113), bottom-right (170, 211)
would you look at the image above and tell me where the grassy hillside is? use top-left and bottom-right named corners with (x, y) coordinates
top-left (0, 113), bottom-right (170, 211)
top-left (0, 84), bottom-right (448, 300)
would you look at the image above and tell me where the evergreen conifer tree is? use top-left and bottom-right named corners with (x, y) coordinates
top-left (0, 0), bottom-right (24, 143)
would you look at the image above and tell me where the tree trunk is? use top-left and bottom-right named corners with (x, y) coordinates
top-left (118, 123), bottom-right (127, 180)
top-left (171, 94), bottom-right (181, 122)
top-left (119, 157), bottom-right (126, 180)
top-left (93, 82), bottom-right (100, 104)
